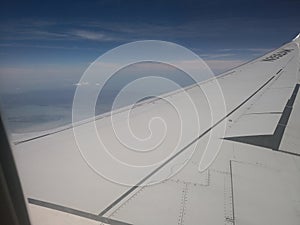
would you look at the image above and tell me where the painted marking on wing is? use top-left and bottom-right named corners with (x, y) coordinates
top-left (276, 69), bottom-right (283, 74)
top-left (224, 84), bottom-right (300, 156)
top-left (28, 198), bottom-right (132, 225)
top-left (261, 49), bottom-right (294, 62)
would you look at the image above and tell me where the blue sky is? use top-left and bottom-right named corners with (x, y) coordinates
top-left (0, 0), bottom-right (300, 133)
top-left (1, 0), bottom-right (300, 72)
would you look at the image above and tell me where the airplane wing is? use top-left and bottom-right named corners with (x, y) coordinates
top-left (12, 34), bottom-right (300, 225)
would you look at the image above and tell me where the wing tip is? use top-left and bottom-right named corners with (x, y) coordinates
top-left (293, 33), bottom-right (300, 42)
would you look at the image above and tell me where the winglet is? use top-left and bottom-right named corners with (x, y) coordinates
top-left (293, 33), bottom-right (300, 43)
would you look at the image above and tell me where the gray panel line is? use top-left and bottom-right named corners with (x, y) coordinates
top-left (28, 198), bottom-right (132, 225)
top-left (229, 160), bottom-right (236, 225)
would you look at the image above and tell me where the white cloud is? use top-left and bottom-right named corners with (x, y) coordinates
top-left (198, 53), bottom-right (236, 59)
top-left (0, 65), bottom-right (84, 94)
top-left (205, 59), bottom-right (245, 74)
top-left (74, 81), bottom-right (89, 86)
top-left (218, 48), bottom-right (272, 53)
top-left (70, 30), bottom-right (117, 41)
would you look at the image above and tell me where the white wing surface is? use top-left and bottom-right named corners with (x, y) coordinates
top-left (12, 34), bottom-right (300, 225)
